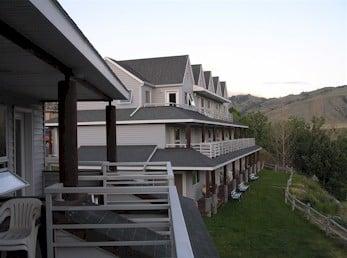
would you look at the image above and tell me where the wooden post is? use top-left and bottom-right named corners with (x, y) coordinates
top-left (185, 124), bottom-right (191, 148)
top-left (223, 165), bottom-right (227, 185)
top-left (212, 127), bottom-right (216, 141)
top-left (229, 128), bottom-right (232, 140)
top-left (58, 79), bottom-right (78, 187)
top-left (211, 170), bottom-right (216, 193)
top-left (106, 103), bottom-right (117, 164)
top-left (202, 125), bottom-right (205, 143)
top-left (222, 127), bottom-right (225, 141)
top-left (205, 171), bottom-right (210, 197)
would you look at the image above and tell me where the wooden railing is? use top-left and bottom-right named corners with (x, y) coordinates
top-left (191, 138), bottom-right (255, 158)
top-left (285, 172), bottom-right (347, 243)
top-left (45, 161), bottom-right (194, 258)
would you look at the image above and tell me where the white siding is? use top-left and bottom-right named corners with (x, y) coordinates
top-left (117, 124), bottom-right (166, 147)
top-left (151, 86), bottom-right (182, 105)
top-left (77, 126), bottom-right (106, 147)
top-left (106, 59), bottom-right (143, 109)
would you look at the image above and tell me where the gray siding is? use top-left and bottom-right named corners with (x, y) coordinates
top-left (76, 124), bottom-right (166, 148)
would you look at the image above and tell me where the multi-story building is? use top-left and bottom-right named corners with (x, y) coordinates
top-left (46, 55), bottom-right (262, 216)
top-left (0, 2), bottom-right (198, 258)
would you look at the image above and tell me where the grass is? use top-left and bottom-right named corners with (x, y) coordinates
top-left (204, 170), bottom-right (347, 258)
top-left (290, 173), bottom-right (347, 226)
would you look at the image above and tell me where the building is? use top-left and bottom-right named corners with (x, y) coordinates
top-left (46, 55), bottom-right (262, 217)
top-left (0, 1), bottom-right (196, 258)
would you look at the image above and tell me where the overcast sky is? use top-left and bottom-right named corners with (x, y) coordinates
top-left (59, 0), bottom-right (347, 98)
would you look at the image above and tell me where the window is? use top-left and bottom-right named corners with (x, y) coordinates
top-left (184, 92), bottom-right (188, 105)
top-left (174, 128), bottom-right (181, 144)
top-left (192, 171), bottom-right (200, 185)
top-left (145, 90), bottom-right (151, 104)
top-left (167, 92), bottom-right (177, 106)
top-left (188, 93), bottom-right (195, 106)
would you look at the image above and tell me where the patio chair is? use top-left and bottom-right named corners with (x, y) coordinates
top-left (238, 182), bottom-right (249, 192)
top-left (230, 190), bottom-right (242, 200)
top-left (0, 198), bottom-right (42, 258)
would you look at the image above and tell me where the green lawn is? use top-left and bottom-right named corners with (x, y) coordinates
top-left (204, 170), bottom-right (347, 258)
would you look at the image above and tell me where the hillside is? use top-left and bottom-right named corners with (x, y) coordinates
top-left (230, 85), bottom-right (347, 128)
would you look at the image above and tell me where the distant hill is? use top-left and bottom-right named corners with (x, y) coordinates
top-left (230, 85), bottom-right (347, 128)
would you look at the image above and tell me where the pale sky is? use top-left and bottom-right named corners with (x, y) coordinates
top-left (59, 0), bottom-right (347, 98)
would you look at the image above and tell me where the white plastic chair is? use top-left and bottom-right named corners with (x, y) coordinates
top-left (238, 182), bottom-right (249, 192)
top-left (0, 198), bottom-right (42, 258)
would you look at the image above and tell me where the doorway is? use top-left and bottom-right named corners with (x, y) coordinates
top-left (15, 111), bottom-right (33, 196)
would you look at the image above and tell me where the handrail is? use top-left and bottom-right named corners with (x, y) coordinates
top-left (45, 161), bottom-right (194, 258)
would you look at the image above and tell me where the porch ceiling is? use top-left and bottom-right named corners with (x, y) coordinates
top-left (0, 0), bottom-right (129, 101)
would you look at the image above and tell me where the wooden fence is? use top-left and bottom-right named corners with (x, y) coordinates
top-left (285, 172), bottom-right (347, 243)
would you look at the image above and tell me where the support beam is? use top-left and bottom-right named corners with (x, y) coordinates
top-left (212, 127), bottom-right (216, 141)
top-left (0, 20), bottom-right (72, 76)
top-left (211, 170), bottom-right (216, 193)
top-left (201, 125), bottom-right (205, 143)
top-left (58, 79), bottom-right (78, 187)
top-left (205, 171), bottom-right (210, 197)
top-left (106, 104), bottom-right (117, 163)
top-left (223, 165), bottom-right (227, 185)
top-left (229, 128), bottom-right (232, 140)
top-left (185, 124), bottom-right (191, 148)
top-left (222, 127), bottom-right (225, 141)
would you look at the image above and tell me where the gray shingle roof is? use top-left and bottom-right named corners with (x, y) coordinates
top-left (213, 76), bottom-right (219, 93)
top-left (78, 145), bottom-right (156, 162)
top-left (46, 106), bottom-right (247, 127)
top-left (112, 55), bottom-right (189, 85)
top-left (180, 197), bottom-right (220, 258)
top-left (191, 64), bottom-right (202, 85)
top-left (204, 71), bottom-right (212, 89)
top-left (150, 146), bottom-right (261, 169)
top-left (77, 145), bottom-right (260, 169)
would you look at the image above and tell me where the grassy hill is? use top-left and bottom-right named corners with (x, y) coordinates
top-left (205, 170), bottom-right (347, 258)
top-left (230, 85), bottom-right (347, 128)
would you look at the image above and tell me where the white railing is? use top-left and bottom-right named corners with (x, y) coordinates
top-left (190, 138), bottom-right (255, 158)
top-left (45, 161), bottom-right (194, 258)
top-left (285, 172), bottom-right (347, 243)
top-left (142, 102), bottom-right (233, 122)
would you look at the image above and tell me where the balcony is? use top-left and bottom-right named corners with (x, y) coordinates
top-left (45, 161), bottom-right (194, 258)
top-left (166, 138), bottom-right (255, 158)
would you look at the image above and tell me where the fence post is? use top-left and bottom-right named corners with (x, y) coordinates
top-left (325, 217), bottom-right (331, 235)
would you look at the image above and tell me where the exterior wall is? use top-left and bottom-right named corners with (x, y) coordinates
top-left (117, 124), bottom-right (166, 147)
top-left (182, 60), bottom-right (194, 104)
top-left (106, 59), bottom-right (144, 109)
top-left (142, 85), bottom-right (153, 105)
top-left (178, 170), bottom-right (203, 201)
top-left (152, 85), bottom-right (182, 105)
top-left (75, 124), bottom-right (166, 148)
top-left (77, 101), bottom-right (107, 110)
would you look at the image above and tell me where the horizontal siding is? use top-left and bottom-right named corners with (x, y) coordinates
top-left (78, 126), bottom-right (106, 147)
top-left (117, 124), bottom-right (166, 147)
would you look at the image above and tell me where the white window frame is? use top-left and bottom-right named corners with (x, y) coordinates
top-left (165, 90), bottom-right (179, 106)
top-left (145, 90), bottom-right (151, 104)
